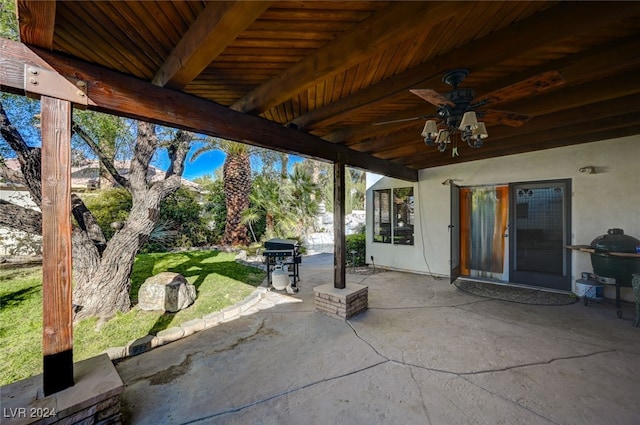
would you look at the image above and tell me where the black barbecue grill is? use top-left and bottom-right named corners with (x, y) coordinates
top-left (263, 238), bottom-right (301, 290)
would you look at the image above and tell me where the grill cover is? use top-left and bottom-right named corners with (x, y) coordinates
top-left (589, 228), bottom-right (640, 286)
top-left (264, 238), bottom-right (299, 250)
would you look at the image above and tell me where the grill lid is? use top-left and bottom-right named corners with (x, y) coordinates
top-left (590, 228), bottom-right (640, 253)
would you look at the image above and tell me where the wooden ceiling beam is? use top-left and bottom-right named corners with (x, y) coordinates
top-left (152, 1), bottom-right (271, 89)
top-left (326, 105), bottom-right (434, 145)
top-left (349, 67), bottom-right (640, 157)
top-left (16, 0), bottom-right (55, 49)
top-left (231, 1), bottom-right (457, 114)
top-left (472, 37), bottom-right (640, 102)
top-left (291, 1), bottom-right (640, 131)
top-left (504, 69), bottom-right (640, 117)
top-left (376, 94), bottom-right (640, 162)
top-left (328, 36), bottom-right (640, 146)
top-left (402, 110), bottom-right (640, 168)
top-left (486, 94), bottom-right (640, 141)
top-left (0, 38), bottom-right (417, 181)
top-left (351, 127), bottom-right (422, 154)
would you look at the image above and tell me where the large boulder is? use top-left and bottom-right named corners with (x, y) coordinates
top-left (138, 272), bottom-right (196, 312)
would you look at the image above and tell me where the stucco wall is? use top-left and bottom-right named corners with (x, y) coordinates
top-left (366, 135), bottom-right (640, 300)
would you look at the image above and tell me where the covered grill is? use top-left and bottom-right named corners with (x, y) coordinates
top-left (590, 228), bottom-right (640, 287)
top-left (263, 238), bottom-right (301, 291)
top-left (587, 228), bottom-right (640, 318)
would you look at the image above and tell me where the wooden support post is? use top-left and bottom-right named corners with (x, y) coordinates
top-left (41, 96), bottom-right (74, 395)
top-left (334, 159), bottom-right (346, 289)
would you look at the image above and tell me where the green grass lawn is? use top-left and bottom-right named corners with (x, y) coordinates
top-left (0, 250), bottom-right (265, 386)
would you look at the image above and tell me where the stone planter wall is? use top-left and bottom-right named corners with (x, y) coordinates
top-left (1, 354), bottom-right (123, 425)
top-left (314, 282), bottom-right (368, 319)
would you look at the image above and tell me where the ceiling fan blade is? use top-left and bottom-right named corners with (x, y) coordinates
top-left (481, 110), bottom-right (531, 127)
top-left (373, 114), bottom-right (437, 126)
top-left (409, 89), bottom-right (455, 107)
top-left (474, 70), bottom-right (565, 107)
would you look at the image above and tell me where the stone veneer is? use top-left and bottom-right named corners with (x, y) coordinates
top-left (314, 282), bottom-right (368, 319)
top-left (1, 354), bottom-right (123, 425)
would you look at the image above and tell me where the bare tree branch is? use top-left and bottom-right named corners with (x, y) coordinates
top-left (0, 156), bottom-right (25, 185)
top-left (0, 200), bottom-right (42, 234)
top-left (165, 130), bottom-right (192, 178)
top-left (129, 122), bottom-right (157, 193)
top-left (71, 194), bottom-right (107, 252)
top-left (72, 122), bottom-right (129, 188)
top-left (0, 101), bottom-right (42, 205)
top-left (151, 130), bottom-right (192, 198)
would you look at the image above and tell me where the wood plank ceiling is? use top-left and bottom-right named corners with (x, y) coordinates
top-left (14, 1), bottom-right (640, 172)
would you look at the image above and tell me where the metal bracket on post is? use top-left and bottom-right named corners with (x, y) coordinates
top-left (24, 65), bottom-right (88, 107)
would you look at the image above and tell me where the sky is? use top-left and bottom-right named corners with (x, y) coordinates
top-left (154, 145), bottom-right (305, 181)
top-left (0, 94), bottom-right (305, 181)
top-left (181, 148), bottom-right (226, 180)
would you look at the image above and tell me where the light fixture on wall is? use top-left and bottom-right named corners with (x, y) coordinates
top-left (578, 165), bottom-right (596, 174)
top-left (421, 111), bottom-right (488, 152)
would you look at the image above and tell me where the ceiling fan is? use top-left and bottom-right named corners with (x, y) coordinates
top-left (377, 69), bottom-right (565, 153)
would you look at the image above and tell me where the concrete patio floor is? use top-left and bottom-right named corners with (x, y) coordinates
top-left (116, 254), bottom-right (640, 425)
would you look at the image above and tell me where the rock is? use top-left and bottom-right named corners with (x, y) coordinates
top-left (138, 272), bottom-right (196, 312)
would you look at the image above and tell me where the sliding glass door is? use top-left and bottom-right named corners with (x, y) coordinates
top-left (509, 180), bottom-right (571, 290)
top-left (454, 179), bottom-right (572, 290)
top-left (459, 185), bottom-right (509, 281)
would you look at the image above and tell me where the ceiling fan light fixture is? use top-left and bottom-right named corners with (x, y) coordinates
top-left (435, 129), bottom-right (450, 144)
top-left (467, 122), bottom-right (488, 149)
top-left (472, 122), bottom-right (488, 139)
top-left (421, 120), bottom-right (438, 146)
top-left (421, 120), bottom-right (438, 137)
top-left (458, 111), bottom-right (478, 130)
top-left (405, 69), bottom-right (535, 155)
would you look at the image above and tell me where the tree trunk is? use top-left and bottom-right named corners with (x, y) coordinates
top-left (265, 213), bottom-right (275, 236)
top-left (72, 197), bottom-right (162, 319)
top-left (2, 100), bottom-right (192, 320)
top-left (280, 152), bottom-right (288, 181)
top-left (72, 124), bottom-right (189, 320)
top-left (222, 151), bottom-right (251, 246)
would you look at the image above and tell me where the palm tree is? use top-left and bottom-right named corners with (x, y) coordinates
top-left (242, 174), bottom-right (293, 240)
top-left (289, 165), bottom-right (321, 233)
top-left (242, 164), bottom-right (321, 240)
top-left (191, 138), bottom-right (251, 246)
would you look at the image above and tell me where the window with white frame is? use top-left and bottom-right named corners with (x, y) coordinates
top-left (373, 187), bottom-right (414, 245)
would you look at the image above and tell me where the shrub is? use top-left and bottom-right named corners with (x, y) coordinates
top-left (199, 179), bottom-right (227, 243)
top-left (346, 233), bottom-right (366, 266)
top-left (81, 188), bottom-right (131, 240)
top-left (160, 187), bottom-right (214, 248)
top-left (81, 187), bottom-right (215, 251)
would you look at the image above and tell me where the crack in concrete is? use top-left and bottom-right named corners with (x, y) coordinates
top-left (450, 303), bottom-right (640, 356)
top-left (405, 351), bottom-right (432, 425)
top-left (457, 374), bottom-right (563, 425)
top-left (179, 319), bottom-right (393, 423)
top-left (346, 320), bottom-right (617, 425)
top-left (457, 349), bottom-right (617, 376)
top-left (182, 360), bottom-right (390, 424)
top-left (173, 316), bottom-right (617, 425)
